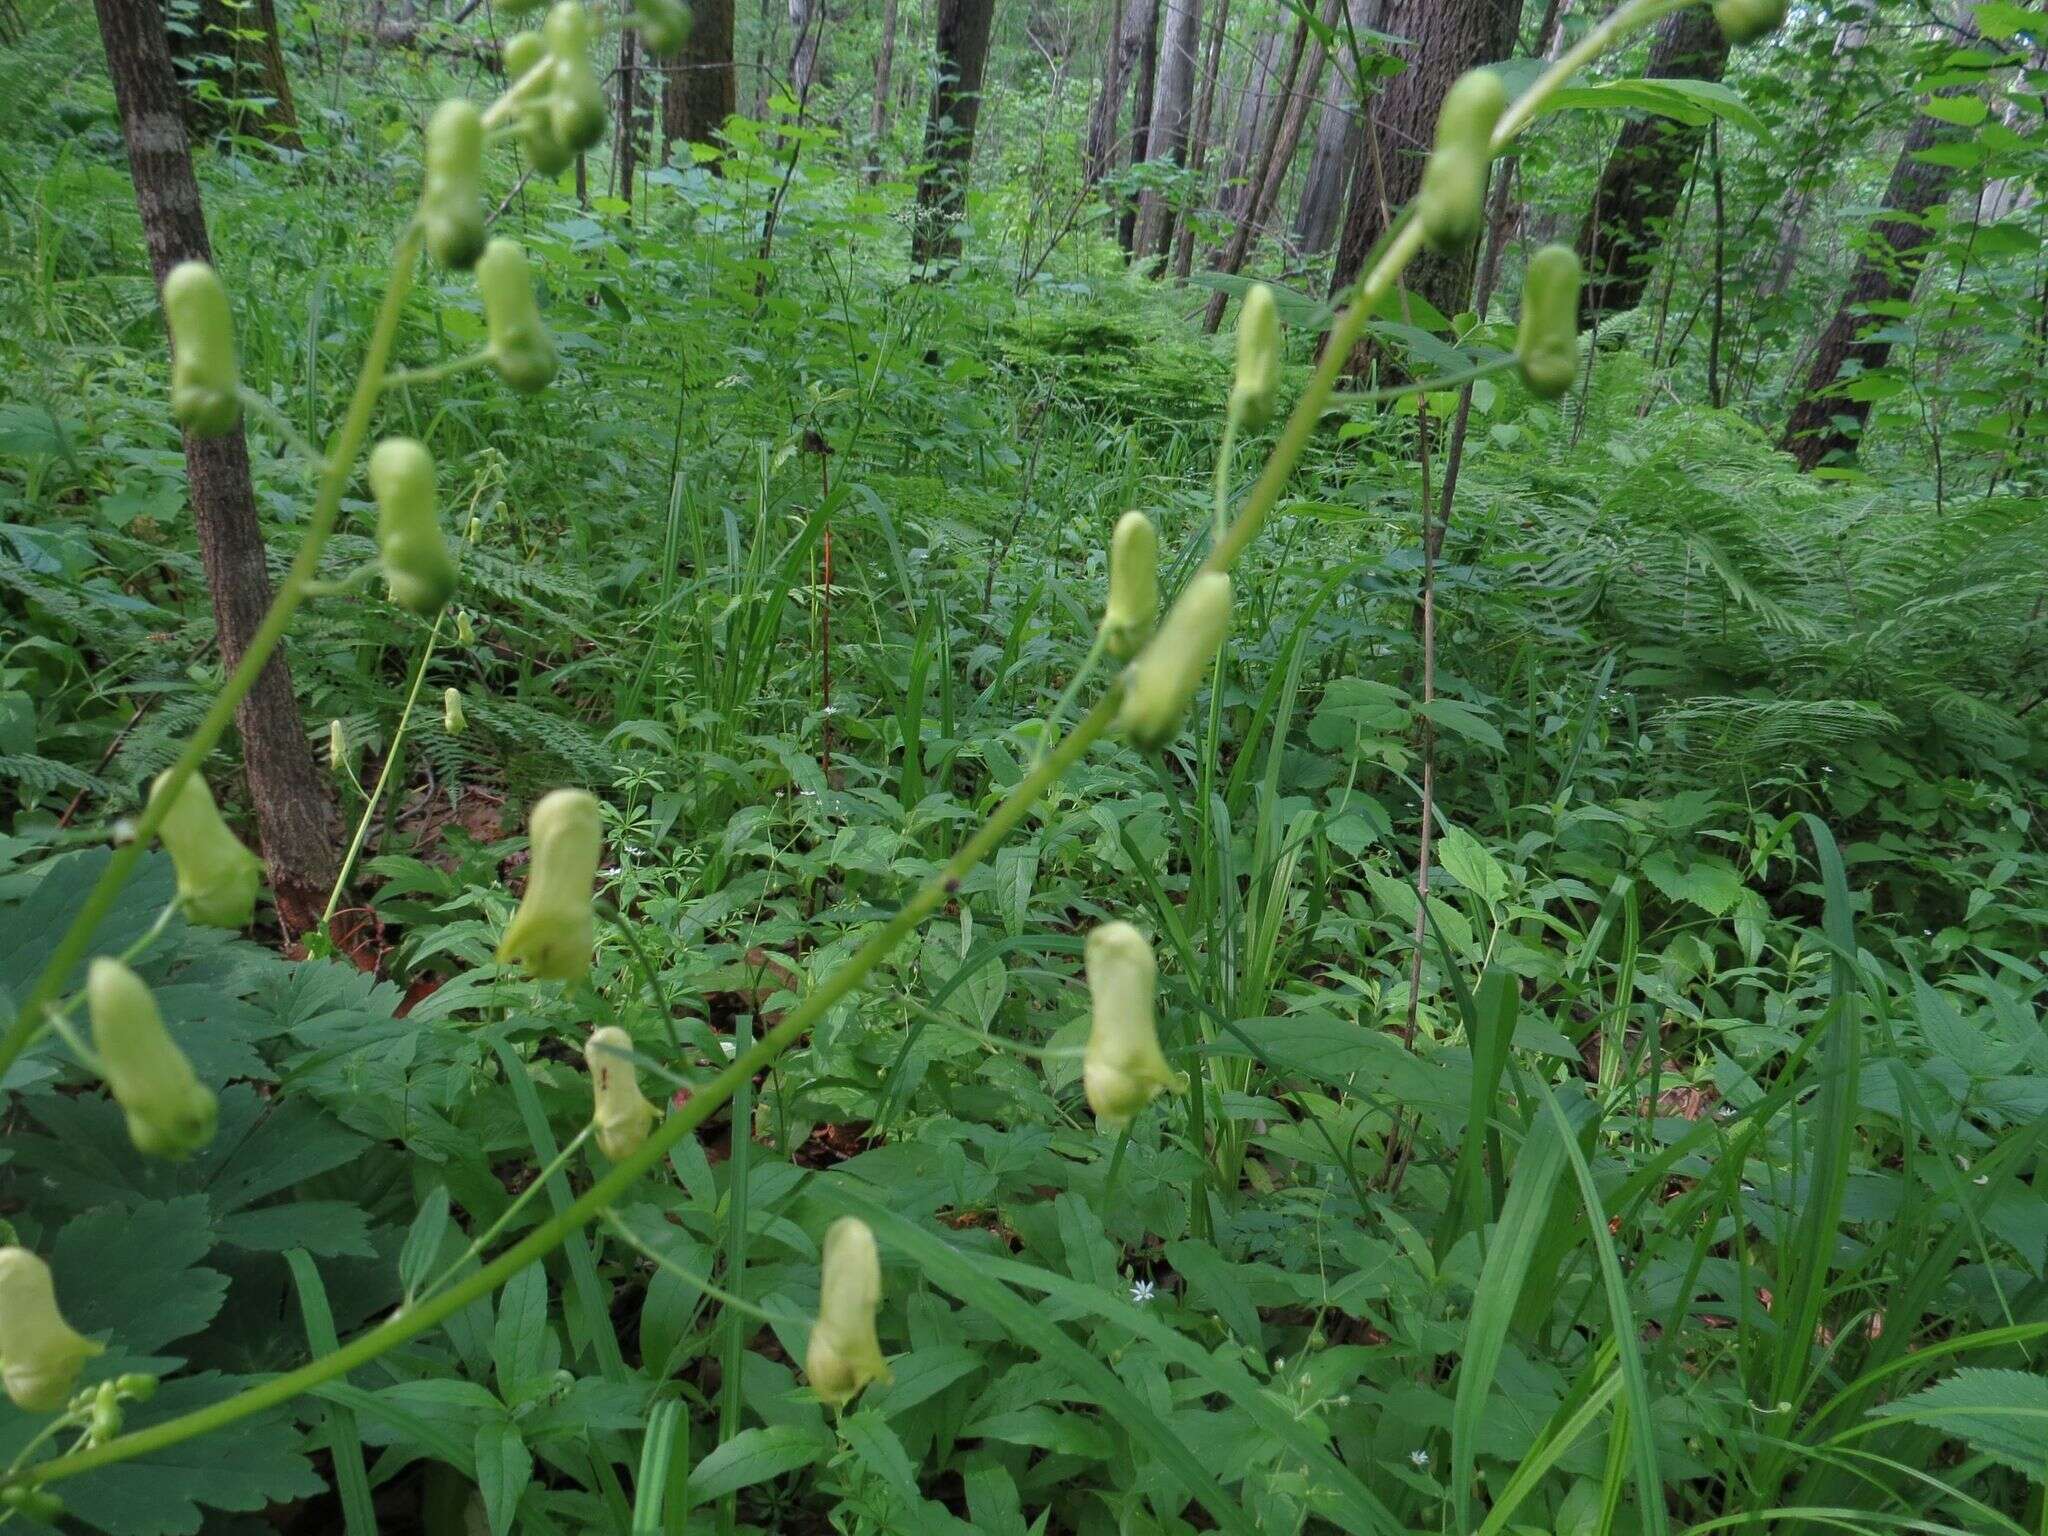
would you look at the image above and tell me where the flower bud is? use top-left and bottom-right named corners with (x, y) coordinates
top-left (88, 959), bottom-right (218, 1160)
top-left (806, 1218), bottom-right (889, 1409)
top-left (369, 438), bottom-right (458, 616)
top-left (115, 1372), bottom-right (157, 1402)
top-left (1116, 572), bottom-right (1231, 750)
top-left (496, 788), bottom-right (602, 981)
top-left (1101, 512), bottom-right (1159, 662)
top-left (1229, 284), bottom-right (1281, 430)
top-left (1515, 244), bottom-right (1583, 400)
top-left (148, 770), bottom-right (262, 928)
top-left (0, 1249), bottom-right (102, 1414)
top-left (443, 687), bottom-right (467, 735)
top-left (633, 0), bottom-right (691, 54)
top-left (1082, 922), bottom-right (1187, 1129)
top-left (163, 260), bottom-right (241, 438)
top-left (476, 238), bottom-right (559, 394)
top-left (544, 2), bottom-right (608, 153)
top-left (504, 29), bottom-right (549, 79)
top-left (90, 1380), bottom-right (123, 1441)
top-left (1713, 0), bottom-right (1786, 44)
top-left (420, 100), bottom-right (487, 271)
top-left (1417, 70), bottom-right (1507, 256)
top-left (456, 609), bottom-right (477, 645)
top-left (0, 1487), bottom-right (64, 1523)
top-left (584, 1026), bottom-right (658, 1161)
top-left (327, 719), bottom-right (347, 773)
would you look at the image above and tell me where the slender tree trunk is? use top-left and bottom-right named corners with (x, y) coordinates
top-left (1166, 0), bottom-right (1231, 278)
top-left (1572, 6), bottom-right (1728, 320)
top-left (1779, 105), bottom-right (1969, 469)
top-left (169, 0), bottom-right (304, 150)
top-left (910, 0), bottom-right (998, 269)
top-left (868, 0), bottom-right (902, 179)
top-left (94, 0), bottom-right (337, 937)
top-left (1086, 0), bottom-right (1147, 183)
top-left (1328, 0), bottom-right (1522, 320)
top-left (1293, 0), bottom-right (1377, 255)
top-left (616, 7), bottom-right (640, 211)
top-left (664, 0), bottom-right (736, 161)
top-left (1200, 0), bottom-right (1330, 331)
top-left (1118, 0), bottom-right (1161, 254)
top-left (1133, 0), bottom-right (1204, 261)
top-left (790, 0), bottom-right (821, 99)
top-left (1215, 23), bottom-right (1284, 225)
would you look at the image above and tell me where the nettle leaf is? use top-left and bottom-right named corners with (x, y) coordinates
top-left (1638, 851), bottom-right (1746, 918)
top-left (48, 1373), bottom-right (322, 1536)
top-left (1880, 1368), bottom-right (2048, 1482)
top-left (55, 1197), bottom-right (227, 1358)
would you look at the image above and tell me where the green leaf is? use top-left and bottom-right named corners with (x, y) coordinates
top-left (1638, 852), bottom-right (1745, 918)
top-left (1166, 1239), bottom-right (1265, 1350)
top-left (1879, 1368), bottom-right (2048, 1481)
top-left (44, 1373), bottom-right (323, 1536)
top-left (688, 1424), bottom-right (831, 1502)
top-left (474, 1419), bottom-right (533, 1536)
top-left (216, 1201), bottom-right (375, 1258)
top-left (1437, 825), bottom-right (1509, 906)
top-left (55, 1197), bottom-right (227, 1358)
top-left (1919, 94), bottom-right (1988, 126)
top-left (839, 1409), bottom-right (921, 1504)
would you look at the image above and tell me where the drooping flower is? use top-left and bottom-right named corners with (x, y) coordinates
top-left (0, 1249), bottom-right (102, 1414)
top-left (496, 789), bottom-right (602, 982)
top-left (584, 1026), bottom-right (658, 1161)
top-left (1082, 922), bottom-right (1188, 1129)
top-left (805, 1217), bottom-right (889, 1409)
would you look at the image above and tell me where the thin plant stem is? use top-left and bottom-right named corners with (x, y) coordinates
top-left (322, 610), bottom-right (446, 926)
top-left (420, 1123), bottom-right (596, 1303)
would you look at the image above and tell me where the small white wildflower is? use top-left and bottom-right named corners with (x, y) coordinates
top-left (1129, 1279), bottom-right (1156, 1305)
top-left (1410, 1449), bottom-right (1430, 1468)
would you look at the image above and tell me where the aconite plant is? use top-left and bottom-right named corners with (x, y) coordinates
top-left (0, 0), bottom-right (1782, 1504)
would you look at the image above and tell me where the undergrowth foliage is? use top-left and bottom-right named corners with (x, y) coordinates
top-left (0, 0), bottom-right (2045, 1533)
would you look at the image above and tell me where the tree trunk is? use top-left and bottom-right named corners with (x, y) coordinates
top-left (1118, 0), bottom-right (1161, 254)
top-left (1327, 0), bottom-right (1522, 320)
top-left (94, 0), bottom-right (337, 937)
top-left (1133, 0), bottom-right (1203, 261)
top-left (1292, 0), bottom-right (1377, 255)
top-left (1200, 0), bottom-right (1331, 331)
top-left (663, 0), bottom-right (736, 160)
top-left (169, 0), bottom-right (303, 151)
top-left (910, 0), bottom-right (998, 270)
top-left (1086, 0), bottom-right (1150, 184)
top-left (1215, 23), bottom-right (1285, 225)
top-left (1779, 106), bottom-right (1967, 470)
top-left (790, 0), bottom-right (821, 100)
top-left (616, 7), bottom-right (640, 211)
top-left (1166, 0), bottom-right (1231, 279)
top-left (1572, 6), bottom-right (1728, 321)
top-left (868, 0), bottom-right (902, 179)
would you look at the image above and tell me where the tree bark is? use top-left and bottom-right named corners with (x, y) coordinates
top-left (867, 0), bottom-right (902, 179)
top-left (616, 6), bottom-right (640, 211)
top-left (94, 0), bottom-right (337, 937)
top-left (911, 0), bottom-right (999, 269)
top-left (168, 0), bottom-right (303, 151)
top-left (789, 0), bottom-right (822, 99)
top-left (1779, 105), bottom-right (1968, 469)
top-left (1118, 0), bottom-right (1161, 254)
top-left (1132, 0), bottom-right (1204, 261)
top-left (663, 0), bottom-right (736, 160)
top-left (1086, 0), bottom-right (1150, 183)
top-left (1327, 0), bottom-right (1522, 320)
top-left (1166, 0), bottom-right (1231, 279)
top-left (1293, 0), bottom-right (1377, 255)
top-left (1572, 6), bottom-right (1728, 321)
top-left (1200, 0), bottom-right (1332, 330)
top-left (1215, 23), bottom-right (1285, 225)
